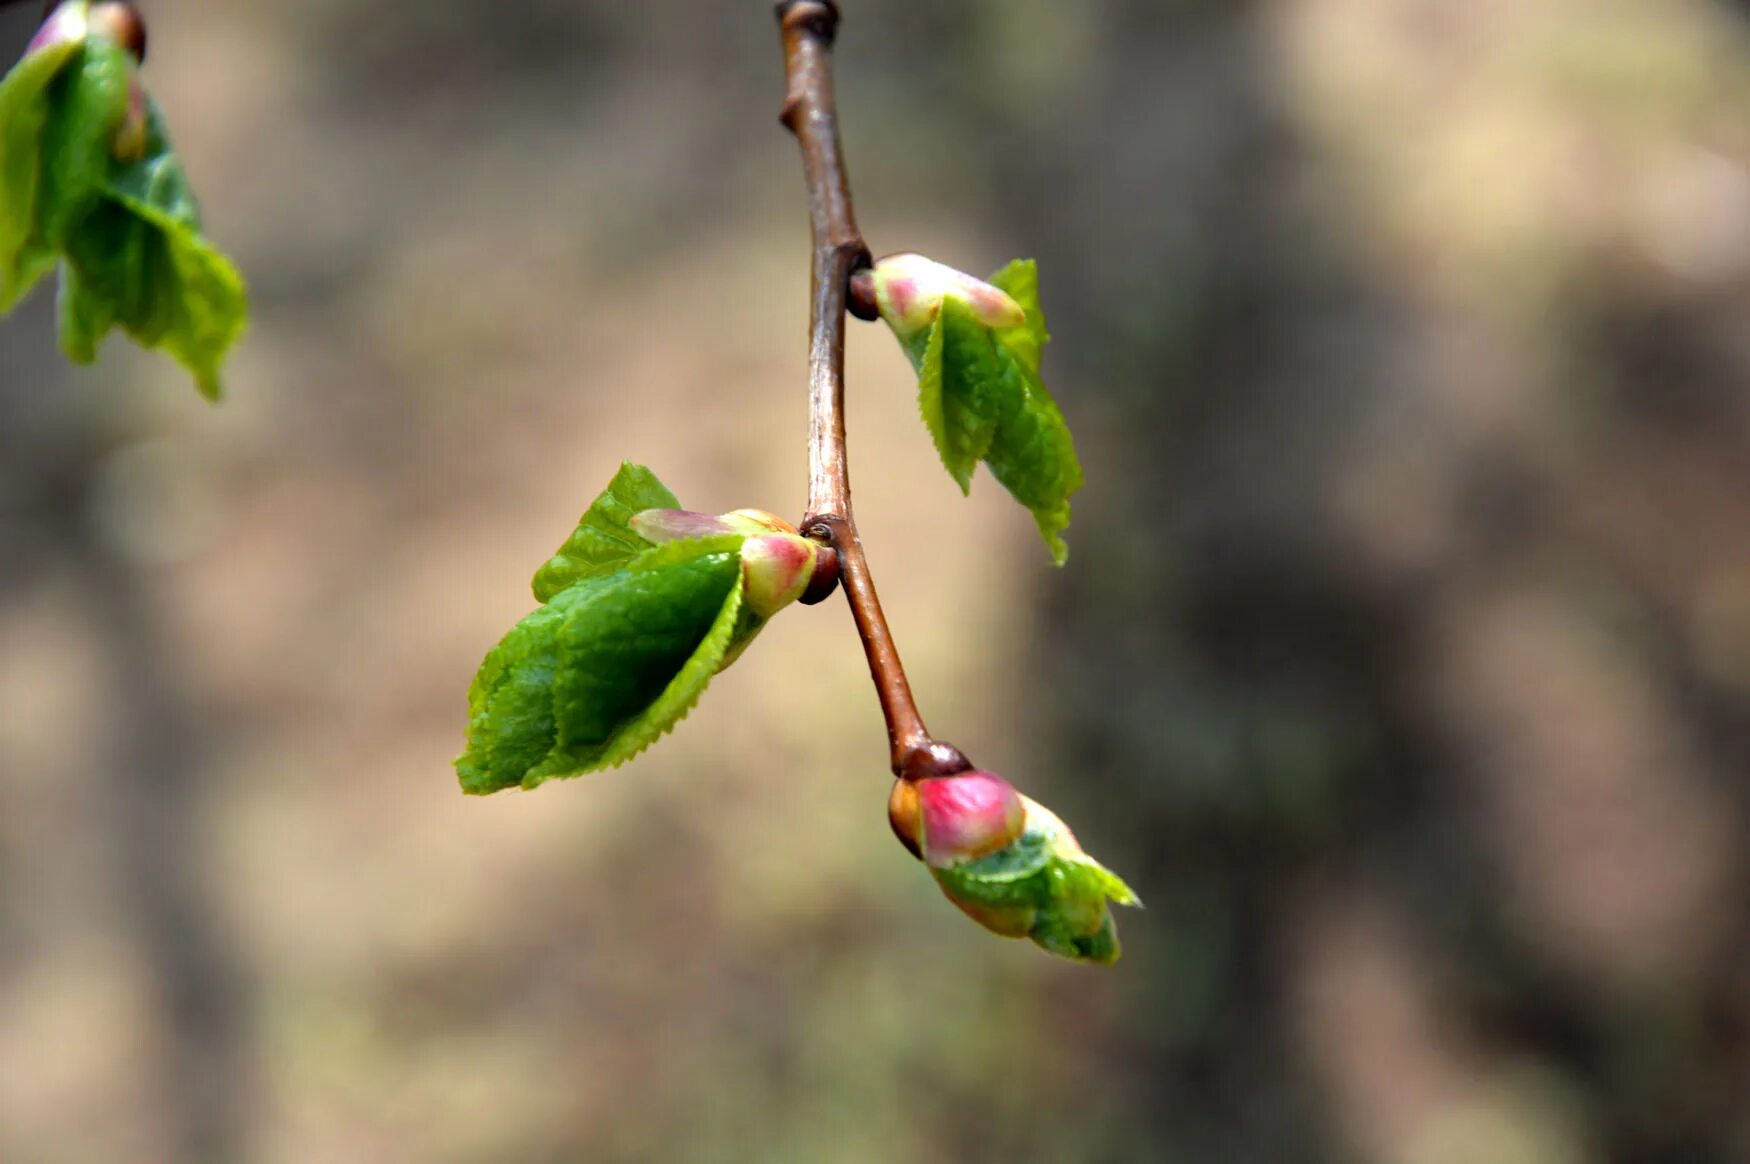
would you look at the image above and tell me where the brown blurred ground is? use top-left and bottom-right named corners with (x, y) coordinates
top-left (2, 2), bottom-right (1748, 1162)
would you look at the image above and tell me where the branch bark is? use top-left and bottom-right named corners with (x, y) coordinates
top-left (775, 1), bottom-right (969, 782)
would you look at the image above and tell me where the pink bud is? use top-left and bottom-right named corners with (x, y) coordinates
top-left (869, 253), bottom-right (1027, 342)
top-left (739, 532), bottom-right (817, 618)
top-left (914, 770), bottom-right (1026, 869)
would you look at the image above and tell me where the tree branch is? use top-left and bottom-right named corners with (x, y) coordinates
top-left (775, 1), bottom-right (969, 782)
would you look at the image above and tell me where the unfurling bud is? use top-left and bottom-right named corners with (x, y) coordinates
top-left (629, 507), bottom-right (822, 620)
top-left (87, 1), bottom-right (147, 63)
top-left (866, 252), bottom-right (1028, 343)
top-left (892, 772), bottom-right (1141, 965)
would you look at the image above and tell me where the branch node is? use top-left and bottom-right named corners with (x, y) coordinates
top-left (899, 741), bottom-right (974, 783)
top-left (775, 0), bottom-right (839, 44)
top-left (847, 268), bottom-right (879, 321)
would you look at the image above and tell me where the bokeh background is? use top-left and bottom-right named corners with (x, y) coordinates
top-left (2, 1), bottom-right (1749, 1161)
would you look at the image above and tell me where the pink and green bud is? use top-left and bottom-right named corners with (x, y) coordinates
top-left (631, 506), bottom-right (830, 617)
top-left (739, 531), bottom-right (818, 618)
top-left (895, 775), bottom-right (1141, 965)
top-left (25, 3), bottom-right (90, 57)
top-left (867, 252), bottom-right (1027, 343)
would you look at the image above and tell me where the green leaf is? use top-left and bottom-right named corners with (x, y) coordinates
top-left (925, 298), bottom-right (1007, 493)
top-left (983, 352), bottom-right (1082, 565)
top-left (530, 462), bottom-right (680, 603)
top-left (37, 35), bottom-right (129, 245)
top-left (457, 581), bottom-right (588, 795)
top-left (457, 535), bottom-right (752, 794)
top-left (538, 536), bottom-right (743, 781)
top-left (987, 257), bottom-right (1049, 372)
top-left (1032, 907), bottom-right (1121, 964)
top-left (0, 35), bottom-right (80, 310)
top-left (1, 36), bottom-right (247, 399)
top-left (903, 272), bottom-right (1083, 564)
top-left (57, 165), bottom-right (248, 401)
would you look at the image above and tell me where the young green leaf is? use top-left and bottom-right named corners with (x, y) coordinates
top-left (459, 462), bottom-right (825, 795)
top-left (534, 535), bottom-right (747, 784)
top-left (924, 298), bottom-right (1004, 491)
top-left (0, 32), bottom-right (80, 310)
top-left (35, 27), bottom-right (126, 244)
top-left (458, 581), bottom-right (586, 793)
top-left (987, 258), bottom-right (1049, 371)
top-left (0, 18), bottom-right (247, 398)
top-left (872, 255), bottom-right (1083, 564)
top-left (459, 535), bottom-right (747, 794)
top-left (979, 345), bottom-right (1080, 566)
top-left (530, 461), bottom-right (681, 602)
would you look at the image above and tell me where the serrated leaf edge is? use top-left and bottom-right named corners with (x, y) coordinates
top-left (521, 533), bottom-right (748, 787)
top-left (530, 461), bottom-right (680, 602)
top-left (591, 555), bottom-right (747, 773)
top-left (916, 310), bottom-right (977, 495)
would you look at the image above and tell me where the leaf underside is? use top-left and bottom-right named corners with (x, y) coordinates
top-left (906, 260), bottom-right (1083, 565)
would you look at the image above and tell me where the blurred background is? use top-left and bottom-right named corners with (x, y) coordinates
top-left (2, 1), bottom-right (1748, 1161)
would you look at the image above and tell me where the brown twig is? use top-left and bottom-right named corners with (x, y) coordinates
top-left (775, 1), bottom-right (969, 783)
